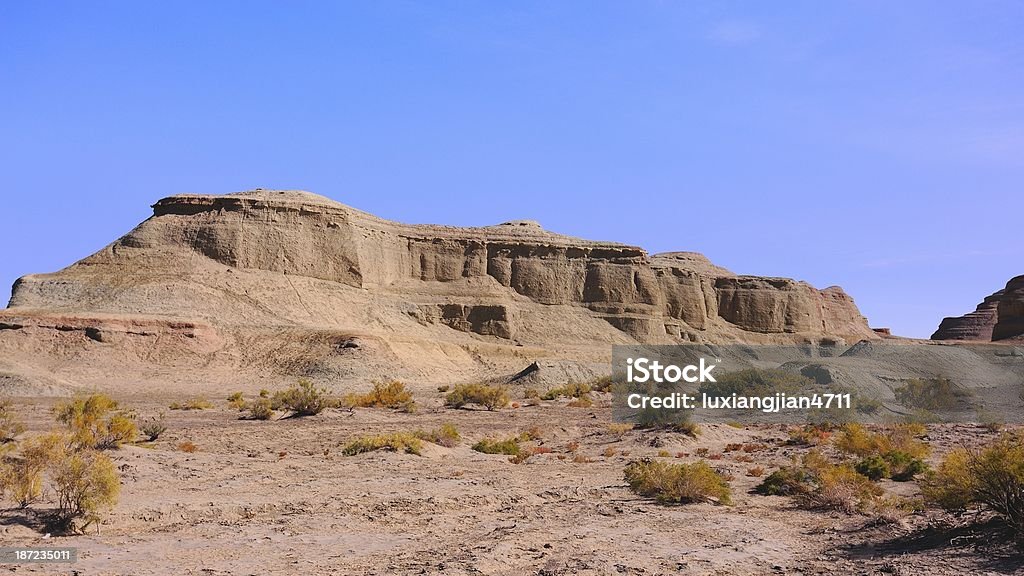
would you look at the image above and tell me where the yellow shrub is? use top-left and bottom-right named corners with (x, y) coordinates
top-left (624, 459), bottom-right (731, 505)
top-left (445, 384), bottom-right (509, 411)
top-left (54, 394), bottom-right (137, 449)
top-left (342, 433), bottom-right (422, 456)
top-left (271, 380), bottom-right (332, 416)
top-left (342, 380), bottom-right (415, 412)
top-left (414, 423), bottom-right (460, 447)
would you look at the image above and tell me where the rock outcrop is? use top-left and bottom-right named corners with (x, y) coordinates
top-left (1, 189), bottom-right (876, 391)
top-left (932, 275), bottom-right (1024, 342)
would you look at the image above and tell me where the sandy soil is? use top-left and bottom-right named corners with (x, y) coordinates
top-left (0, 394), bottom-right (1020, 576)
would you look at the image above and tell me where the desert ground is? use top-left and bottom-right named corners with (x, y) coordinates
top-left (0, 389), bottom-right (1020, 576)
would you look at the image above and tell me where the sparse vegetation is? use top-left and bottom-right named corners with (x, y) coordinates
top-left (272, 379), bottom-right (332, 416)
top-left (624, 459), bottom-right (732, 505)
top-left (445, 383), bottom-right (509, 411)
top-left (169, 397), bottom-right (213, 411)
top-left (140, 415), bottom-right (167, 442)
top-left (834, 423), bottom-right (929, 481)
top-left (414, 423), bottom-right (460, 447)
top-left (54, 394), bottom-right (137, 449)
top-left (342, 433), bottom-right (423, 456)
top-left (755, 451), bottom-right (883, 514)
top-left (343, 380), bottom-right (416, 412)
top-left (178, 441), bottom-right (197, 453)
top-left (226, 392), bottom-right (245, 410)
top-left (541, 381), bottom-right (590, 400)
top-left (894, 377), bottom-right (970, 411)
top-left (472, 436), bottom-right (521, 456)
top-left (243, 398), bottom-right (275, 420)
top-left (0, 400), bottom-right (25, 443)
top-left (923, 430), bottom-right (1024, 542)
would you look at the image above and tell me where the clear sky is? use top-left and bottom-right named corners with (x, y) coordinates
top-left (2, 1), bottom-right (1022, 338)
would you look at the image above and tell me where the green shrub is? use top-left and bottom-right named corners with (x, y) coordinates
top-left (272, 379), bottom-right (332, 416)
top-left (472, 437), bottom-right (521, 456)
top-left (923, 431), bottom-right (1024, 541)
top-left (342, 433), bottom-right (422, 456)
top-left (414, 423), bottom-right (460, 447)
top-left (755, 451), bottom-right (883, 513)
top-left (342, 380), bottom-right (415, 412)
top-left (54, 394), bottom-right (137, 449)
top-left (445, 384), bottom-right (509, 411)
top-left (624, 459), bottom-right (731, 505)
top-left (854, 455), bottom-right (890, 481)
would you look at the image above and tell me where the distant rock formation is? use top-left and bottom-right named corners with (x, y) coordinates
top-left (932, 275), bottom-right (1024, 341)
top-left (1, 189), bottom-right (876, 390)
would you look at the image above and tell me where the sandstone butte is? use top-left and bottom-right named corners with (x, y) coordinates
top-left (0, 189), bottom-right (879, 394)
top-left (932, 274), bottom-right (1024, 342)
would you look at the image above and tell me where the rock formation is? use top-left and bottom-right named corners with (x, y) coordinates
top-left (0, 189), bottom-right (876, 392)
top-left (932, 275), bottom-right (1024, 342)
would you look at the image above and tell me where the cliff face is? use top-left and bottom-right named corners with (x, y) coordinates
top-left (932, 275), bottom-right (1024, 342)
top-left (8, 190), bottom-right (874, 345)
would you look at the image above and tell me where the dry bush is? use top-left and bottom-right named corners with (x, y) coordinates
top-left (54, 394), bottom-right (137, 450)
top-left (923, 431), bottom-right (1024, 541)
top-left (603, 447), bottom-right (617, 458)
top-left (472, 437), bottom-right (521, 456)
top-left (657, 449), bottom-right (671, 458)
top-left (342, 433), bottom-right (422, 456)
top-left (140, 415), bottom-right (167, 442)
top-left (437, 385), bottom-right (450, 393)
top-left (169, 397), bottom-right (213, 411)
top-left (895, 377), bottom-right (970, 411)
top-left (226, 392), bottom-right (245, 410)
top-left (724, 443), bottom-right (743, 452)
top-left (414, 423), bottom-right (460, 447)
top-left (786, 423), bottom-right (834, 446)
top-left (541, 382), bottom-right (590, 400)
top-left (519, 426), bottom-right (543, 441)
top-left (588, 375), bottom-right (615, 393)
top-left (755, 451), bottom-right (883, 513)
top-left (343, 380), bottom-right (416, 412)
top-left (178, 441), bottom-right (197, 453)
top-left (243, 398), bottom-right (275, 420)
top-left (567, 396), bottom-right (593, 408)
top-left (606, 423), bottom-right (634, 438)
top-left (0, 400), bottom-right (25, 443)
top-left (272, 379), bottom-right (332, 416)
top-left (1, 432), bottom-right (119, 532)
top-left (445, 384), bottom-right (509, 411)
top-left (573, 454), bottom-right (594, 464)
top-left (747, 466), bottom-right (765, 477)
top-left (624, 459), bottom-right (732, 505)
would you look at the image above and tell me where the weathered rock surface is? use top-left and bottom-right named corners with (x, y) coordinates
top-left (932, 275), bottom-right (1024, 342)
top-left (1, 189), bottom-right (876, 392)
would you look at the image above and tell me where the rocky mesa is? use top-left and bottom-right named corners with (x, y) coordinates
top-left (0, 189), bottom-right (876, 393)
top-left (932, 275), bottom-right (1024, 342)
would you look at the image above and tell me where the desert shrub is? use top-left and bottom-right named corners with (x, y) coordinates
top-left (603, 446), bottom-right (617, 458)
top-left (272, 379), bottom-right (332, 416)
top-left (542, 382), bottom-right (591, 400)
top-left (607, 423), bottom-right (634, 437)
top-left (589, 375), bottom-right (615, 393)
top-left (747, 466), bottom-right (765, 477)
top-left (699, 369), bottom-right (812, 398)
top-left (885, 450), bottom-right (928, 481)
top-left (50, 446), bottom-right (119, 531)
top-left (54, 394), bottom-right (137, 449)
top-left (854, 455), bottom-right (890, 481)
top-left (437, 385), bottom-right (450, 393)
top-left (169, 397), bottom-right (213, 411)
top-left (755, 451), bottom-right (882, 513)
top-left (567, 396), bottom-right (593, 408)
top-left (518, 426), bottom-right (543, 441)
top-left (0, 400), bottom-right (25, 443)
top-left (243, 398), bottom-right (275, 420)
top-left (342, 433), bottom-right (422, 456)
top-left (786, 423), bottom-right (834, 446)
top-left (894, 377), bottom-right (970, 411)
top-left (258, 388), bottom-right (269, 398)
top-left (178, 441), bottom-right (197, 453)
top-left (472, 437), bottom-right (521, 456)
top-left (226, 392), bottom-right (245, 410)
top-left (923, 431), bottom-right (1024, 540)
top-left (1, 432), bottom-right (119, 532)
top-left (624, 459), bottom-right (731, 505)
top-left (414, 423), bottom-right (460, 447)
top-left (445, 384), bottom-right (509, 411)
top-left (140, 415), bottom-right (167, 442)
top-left (343, 380), bottom-right (416, 412)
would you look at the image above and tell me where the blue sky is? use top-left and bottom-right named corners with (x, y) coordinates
top-left (1, 1), bottom-right (1021, 338)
